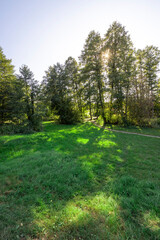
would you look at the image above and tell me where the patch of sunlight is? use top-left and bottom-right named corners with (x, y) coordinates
top-left (47, 135), bottom-right (64, 142)
top-left (117, 149), bottom-right (122, 153)
top-left (97, 139), bottom-right (117, 148)
top-left (115, 155), bottom-right (123, 162)
top-left (67, 193), bottom-right (119, 228)
top-left (89, 152), bottom-right (103, 161)
top-left (103, 129), bottom-right (116, 138)
top-left (107, 164), bottom-right (115, 171)
top-left (12, 150), bottom-right (25, 158)
top-left (77, 137), bottom-right (89, 144)
top-left (143, 211), bottom-right (160, 232)
top-left (59, 128), bottom-right (79, 134)
top-left (7, 148), bottom-right (36, 161)
top-left (54, 146), bottom-right (70, 155)
top-left (79, 152), bottom-right (103, 164)
top-left (32, 193), bottom-right (119, 233)
top-left (111, 155), bottom-right (123, 162)
top-left (127, 145), bottom-right (131, 150)
top-left (62, 202), bottom-right (89, 223)
top-left (87, 193), bottom-right (118, 214)
top-left (32, 199), bottom-right (89, 231)
top-left (0, 135), bottom-right (24, 142)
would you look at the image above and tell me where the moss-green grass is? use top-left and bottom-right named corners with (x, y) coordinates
top-left (106, 125), bottom-right (160, 137)
top-left (96, 118), bottom-right (160, 136)
top-left (0, 122), bottom-right (160, 239)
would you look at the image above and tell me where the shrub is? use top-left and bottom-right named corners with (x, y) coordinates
top-left (0, 115), bottom-right (42, 135)
top-left (29, 114), bottom-right (42, 131)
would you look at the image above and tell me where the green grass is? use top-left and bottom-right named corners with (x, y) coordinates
top-left (105, 125), bottom-right (160, 137)
top-left (0, 122), bottom-right (160, 239)
top-left (96, 117), bottom-right (160, 136)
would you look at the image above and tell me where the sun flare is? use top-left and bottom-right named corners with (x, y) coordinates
top-left (102, 50), bottom-right (110, 61)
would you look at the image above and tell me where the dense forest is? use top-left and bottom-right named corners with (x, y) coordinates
top-left (0, 21), bottom-right (160, 133)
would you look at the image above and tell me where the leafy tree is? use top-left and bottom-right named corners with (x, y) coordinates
top-left (129, 47), bottom-right (160, 124)
top-left (80, 31), bottom-right (106, 123)
top-left (43, 62), bottom-right (80, 124)
top-left (103, 21), bottom-right (134, 123)
top-left (0, 47), bottom-right (18, 124)
top-left (143, 46), bottom-right (160, 117)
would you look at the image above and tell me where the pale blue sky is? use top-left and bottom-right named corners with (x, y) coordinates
top-left (1, 0), bottom-right (160, 81)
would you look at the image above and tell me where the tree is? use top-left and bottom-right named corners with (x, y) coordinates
top-left (144, 46), bottom-right (160, 117)
top-left (17, 65), bottom-right (40, 128)
top-left (0, 47), bottom-right (17, 124)
top-left (129, 47), bottom-right (160, 124)
top-left (80, 31), bottom-right (106, 123)
top-left (43, 62), bottom-right (80, 124)
top-left (64, 57), bottom-right (80, 109)
top-left (103, 21), bottom-right (134, 123)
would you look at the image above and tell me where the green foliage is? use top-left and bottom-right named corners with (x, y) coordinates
top-left (17, 65), bottom-right (42, 130)
top-left (28, 113), bottom-right (42, 131)
top-left (1, 21), bottom-right (160, 132)
top-left (80, 30), bottom-right (106, 122)
top-left (0, 47), bottom-right (19, 124)
top-left (103, 21), bottom-right (135, 122)
top-left (43, 60), bottom-right (81, 124)
top-left (0, 116), bottom-right (42, 135)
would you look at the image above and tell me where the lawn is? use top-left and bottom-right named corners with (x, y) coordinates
top-left (105, 125), bottom-right (160, 137)
top-left (0, 122), bottom-right (160, 240)
top-left (96, 118), bottom-right (160, 137)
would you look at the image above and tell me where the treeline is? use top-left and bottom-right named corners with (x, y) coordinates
top-left (0, 22), bottom-right (160, 133)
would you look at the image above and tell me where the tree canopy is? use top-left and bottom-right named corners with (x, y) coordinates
top-left (0, 21), bottom-right (160, 132)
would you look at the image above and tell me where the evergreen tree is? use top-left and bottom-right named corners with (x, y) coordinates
top-left (43, 62), bottom-right (80, 124)
top-left (0, 47), bottom-right (18, 124)
top-left (17, 65), bottom-right (40, 129)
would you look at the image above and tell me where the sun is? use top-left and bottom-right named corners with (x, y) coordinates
top-left (102, 50), bottom-right (110, 62)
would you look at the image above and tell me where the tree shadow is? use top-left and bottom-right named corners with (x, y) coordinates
top-left (0, 122), bottom-right (160, 239)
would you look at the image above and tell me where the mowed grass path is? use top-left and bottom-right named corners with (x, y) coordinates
top-left (0, 122), bottom-right (160, 240)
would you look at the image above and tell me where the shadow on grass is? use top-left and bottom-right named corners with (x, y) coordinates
top-left (0, 122), bottom-right (160, 239)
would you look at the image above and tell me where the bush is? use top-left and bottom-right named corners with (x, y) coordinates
top-left (0, 123), bottom-right (33, 135)
top-left (150, 118), bottom-right (160, 128)
top-left (29, 114), bottom-right (42, 131)
top-left (51, 98), bottom-right (81, 124)
top-left (0, 115), bottom-right (42, 135)
top-left (59, 106), bottom-right (81, 124)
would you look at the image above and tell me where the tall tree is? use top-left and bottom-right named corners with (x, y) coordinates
top-left (18, 65), bottom-right (39, 124)
top-left (144, 46), bottom-right (160, 117)
top-left (103, 21), bottom-right (134, 123)
top-left (0, 47), bottom-right (17, 124)
top-left (80, 31), bottom-right (106, 123)
top-left (43, 62), bottom-right (80, 124)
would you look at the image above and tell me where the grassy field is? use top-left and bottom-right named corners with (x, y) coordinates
top-left (96, 118), bottom-right (160, 137)
top-left (0, 122), bottom-right (160, 240)
top-left (105, 125), bottom-right (160, 137)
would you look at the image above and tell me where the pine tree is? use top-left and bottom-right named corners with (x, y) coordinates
top-left (17, 65), bottom-right (40, 129)
top-left (0, 47), bottom-right (17, 124)
top-left (43, 62), bottom-right (80, 124)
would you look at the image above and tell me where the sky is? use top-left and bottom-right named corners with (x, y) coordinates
top-left (1, 0), bottom-right (160, 82)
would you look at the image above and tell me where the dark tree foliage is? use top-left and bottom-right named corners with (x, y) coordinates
top-left (1, 21), bottom-right (160, 131)
top-left (17, 65), bottom-right (42, 131)
top-left (43, 61), bottom-right (81, 124)
top-left (0, 47), bottom-right (17, 124)
top-left (80, 31), bottom-right (107, 123)
top-left (103, 21), bottom-right (135, 124)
